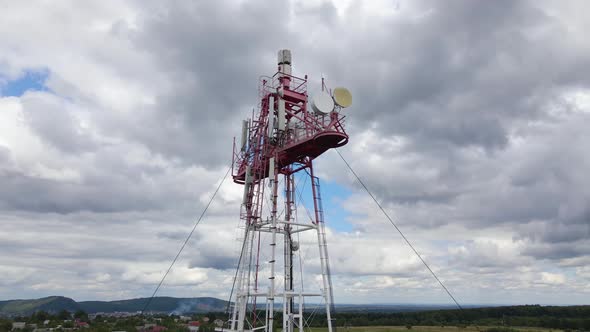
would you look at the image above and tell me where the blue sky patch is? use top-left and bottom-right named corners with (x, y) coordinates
top-left (294, 173), bottom-right (355, 232)
top-left (0, 69), bottom-right (49, 97)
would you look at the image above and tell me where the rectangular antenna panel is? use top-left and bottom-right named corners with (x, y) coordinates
top-left (278, 98), bottom-right (286, 131)
top-left (268, 157), bottom-right (275, 181)
top-left (268, 96), bottom-right (275, 137)
top-left (242, 165), bottom-right (252, 204)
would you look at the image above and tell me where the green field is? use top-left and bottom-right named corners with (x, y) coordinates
top-left (309, 326), bottom-right (562, 332)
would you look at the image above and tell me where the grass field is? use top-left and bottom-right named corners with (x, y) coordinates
top-left (309, 326), bottom-right (562, 332)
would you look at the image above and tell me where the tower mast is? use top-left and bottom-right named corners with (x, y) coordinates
top-left (229, 49), bottom-right (351, 332)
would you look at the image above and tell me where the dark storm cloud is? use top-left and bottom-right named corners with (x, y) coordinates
top-left (21, 92), bottom-right (98, 154)
top-left (3, 0), bottom-right (587, 251)
top-left (0, 145), bottom-right (10, 164)
top-left (111, 0), bottom-right (295, 166)
top-left (158, 230), bottom-right (189, 241)
top-left (294, 0), bottom-right (338, 25)
top-left (284, 1), bottom-right (590, 231)
top-left (0, 172), bottom-right (157, 213)
top-left (304, 1), bottom-right (590, 271)
top-left (189, 250), bottom-right (236, 270)
top-left (0, 211), bottom-right (194, 264)
top-left (3, 0), bottom-right (590, 215)
top-left (304, 0), bottom-right (590, 150)
top-left (519, 221), bottom-right (590, 244)
top-left (522, 241), bottom-right (590, 260)
top-left (0, 151), bottom-right (202, 214)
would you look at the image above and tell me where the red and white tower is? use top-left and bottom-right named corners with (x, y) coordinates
top-left (229, 49), bottom-right (352, 332)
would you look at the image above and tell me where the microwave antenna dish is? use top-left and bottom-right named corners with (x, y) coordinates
top-left (333, 87), bottom-right (352, 108)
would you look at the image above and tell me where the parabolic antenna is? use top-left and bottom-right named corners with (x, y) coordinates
top-left (311, 91), bottom-right (335, 114)
top-left (333, 87), bottom-right (352, 108)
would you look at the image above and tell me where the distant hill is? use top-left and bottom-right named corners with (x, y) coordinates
top-left (0, 296), bottom-right (79, 315)
top-left (0, 296), bottom-right (470, 317)
top-left (0, 296), bottom-right (228, 316)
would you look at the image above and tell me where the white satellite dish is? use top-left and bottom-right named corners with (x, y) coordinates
top-left (311, 91), bottom-right (335, 115)
top-left (333, 87), bottom-right (352, 108)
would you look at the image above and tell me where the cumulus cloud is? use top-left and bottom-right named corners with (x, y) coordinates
top-left (0, 0), bottom-right (589, 305)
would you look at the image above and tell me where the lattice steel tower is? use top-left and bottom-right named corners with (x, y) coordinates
top-left (228, 49), bottom-right (352, 332)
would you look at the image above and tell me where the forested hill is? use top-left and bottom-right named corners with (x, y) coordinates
top-left (0, 297), bottom-right (79, 316)
top-left (0, 296), bottom-right (227, 316)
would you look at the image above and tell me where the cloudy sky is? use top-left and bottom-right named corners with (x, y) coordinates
top-left (1, 0), bottom-right (589, 306)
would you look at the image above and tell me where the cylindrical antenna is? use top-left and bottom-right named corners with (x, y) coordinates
top-left (241, 120), bottom-right (249, 151)
top-left (278, 49), bottom-right (292, 86)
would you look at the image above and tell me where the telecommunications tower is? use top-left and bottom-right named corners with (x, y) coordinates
top-left (229, 49), bottom-right (352, 332)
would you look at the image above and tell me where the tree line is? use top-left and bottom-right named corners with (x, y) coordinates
top-left (310, 305), bottom-right (590, 330)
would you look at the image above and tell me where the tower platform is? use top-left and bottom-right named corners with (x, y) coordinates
top-left (233, 126), bottom-right (348, 183)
